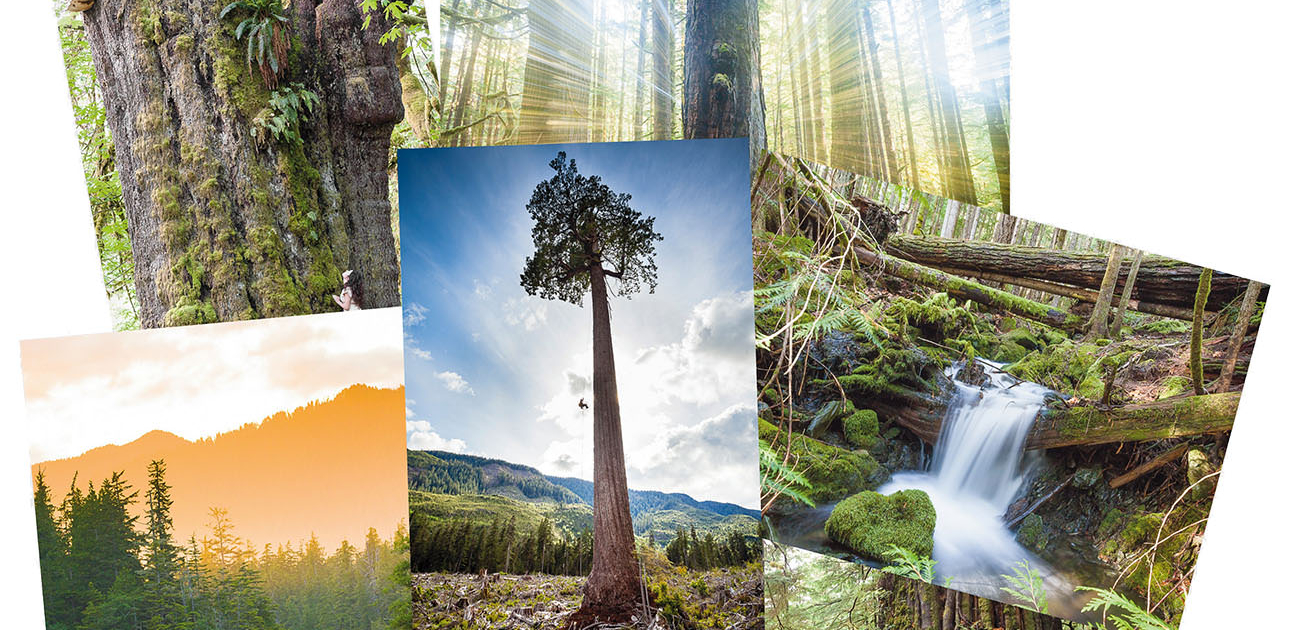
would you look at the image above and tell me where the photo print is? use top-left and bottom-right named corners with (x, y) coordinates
top-left (398, 139), bottom-right (763, 628)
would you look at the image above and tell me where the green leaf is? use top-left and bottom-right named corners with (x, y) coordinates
top-left (219, 2), bottom-right (241, 20)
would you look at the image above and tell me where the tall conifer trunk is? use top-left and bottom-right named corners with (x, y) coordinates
top-left (682, 0), bottom-right (766, 167)
top-left (574, 261), bottom-right (642, 622)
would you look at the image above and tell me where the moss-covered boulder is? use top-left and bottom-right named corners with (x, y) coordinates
top-left (1015, 513), bottom-right (1048, 552)
top-left (824, 489), bottom-right (936, 562)
top-left (843, 410), bottom-right (879, 449)
top-left (809, 399), bottom-right (854, 440)
top-left (1158, 375), bottom-right (1190, 400)
top-left (759, 419), bottom-right (883, 509)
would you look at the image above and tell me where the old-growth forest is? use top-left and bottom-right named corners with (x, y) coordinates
top-left (32, 461), bottom-right (410, 630)
top-left (436, 0), bottom-right (1007, 205)
top-left (54, 0), bottom-right (438, 329)
top-left (407, 450), bottom-right (763, 628)
top-left (753, 153), bottom-right (1265, 628)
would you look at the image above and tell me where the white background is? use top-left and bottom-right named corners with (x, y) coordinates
top-left (1, 1), bottom-right (1295, 626)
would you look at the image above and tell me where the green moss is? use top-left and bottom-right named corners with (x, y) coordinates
top-left (758, 419), bottom-right (881, 506)
top-left (1158, 376), bottom-right (1190, 400)
top-left (843, 410), bottom-right (879, 449)
top-left (1015, 513), bottom-right (1047, 552)
top-left (1099, 508), bottom-right (1124, 536)
top-left (711, 73), bottom-right (734, 91)
top-left (824, 489), bottom-right (936, 562)
top-left (163, 298), bottom-right (217, 327)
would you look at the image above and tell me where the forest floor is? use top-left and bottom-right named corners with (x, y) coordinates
top-left (413, 566), bottom-right (762, 630)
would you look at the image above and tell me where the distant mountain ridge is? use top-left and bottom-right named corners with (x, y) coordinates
top-left (34, 384), bottom-right (408, 549)
top-left (407, 450), bottom-right (759, 544)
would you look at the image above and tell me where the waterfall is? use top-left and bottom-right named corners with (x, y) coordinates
top-left (878, 359), bottom-right (1086, 618)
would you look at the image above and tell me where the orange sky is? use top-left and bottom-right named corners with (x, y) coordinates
top-left (24, 309), bottom-right (407, 550)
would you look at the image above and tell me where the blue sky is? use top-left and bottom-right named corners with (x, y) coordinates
top-left (397, 139), bottom-right (759, 508)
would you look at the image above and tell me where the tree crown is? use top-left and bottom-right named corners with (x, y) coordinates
top-left (521, 152), bottom-right (663, 305)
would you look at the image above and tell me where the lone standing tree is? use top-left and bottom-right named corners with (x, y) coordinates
top-left (520, 152), bottom-right (663, 625)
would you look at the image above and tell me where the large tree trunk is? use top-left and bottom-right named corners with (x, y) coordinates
top-left (883, 234), bottom-right (1255, 310)
top-left (80, 0), bottom-right (403, 328)
top-left (570, 264), bottom-right (641, 624)
top-left (1190, 267), bottom-right (1213, 395)
top-left (520, 0), bottom-right (594, 144)
top-left (652, 0), bottom-right (674, 140)
top-left (682, 0), bottom-right (766, 167)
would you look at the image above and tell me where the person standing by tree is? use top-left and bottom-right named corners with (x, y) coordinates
top-left (521, 152), bottom-right (663, 626)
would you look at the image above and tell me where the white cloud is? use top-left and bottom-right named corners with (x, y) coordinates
top-left (503, 297), bottom-right (548, 330)
top-left (404, 302), bottom-right (429, 326)
top-left (474, 279), bottom-right (492, 299)
top-left (436, 371), bottom-right (475, 395)
top-left (407, 419), bottom-right (468, 452)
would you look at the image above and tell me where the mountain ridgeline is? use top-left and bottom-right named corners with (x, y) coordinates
top-left (407, 450), bottom-right (760, 546)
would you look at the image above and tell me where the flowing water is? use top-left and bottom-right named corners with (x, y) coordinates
top-left (876, 360), bottom-right (1095, 619)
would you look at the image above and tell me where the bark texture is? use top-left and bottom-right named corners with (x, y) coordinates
top-left (682, 0), bottom-right (766, 167)
top-left (569, 264), bottom-right (642, 625)
top-left (81, 0), bottom-right (403, 327)
top-left (1216, 280), bottom-right (1263, 393)
top-left (884, 235), bottom-right (1256, 310)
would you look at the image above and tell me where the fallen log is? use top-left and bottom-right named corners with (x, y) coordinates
top-left (883, 235), bottom-right (1256, 311)
top-left (1025, 392), bottom-right (1239, 450)
top-left (864, 389), bottom-right (1238, 451)
top-left (849, 244), bottom-right (1088, 333)
top-left (926, 265), bottom-right (1203, 322)
top-left (1108, 443), bottom-right (1190, 489)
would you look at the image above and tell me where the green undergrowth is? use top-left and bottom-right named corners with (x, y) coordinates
top-left (758, 419), bottom-right (882, 510)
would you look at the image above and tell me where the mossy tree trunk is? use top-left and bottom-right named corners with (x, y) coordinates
top-left (1190, 267), bottom-right (1213, 395)
top-left (79, 0), bottom-right (403, 328)
top-left (682, 0), bottom-right (766, 167)
top-left (1110, 248), bottom-right (1144, 336)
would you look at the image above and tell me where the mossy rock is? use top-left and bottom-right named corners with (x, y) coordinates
top-left (843, 410), bottom-right (879, 449)
top-left (758, 419), bottom-right (882, 507)
top-left (1003, 328), bottom-right (1043, 352)
top-left (809, 399), bottom-right (855, 440)
top-left (992, 340), bottom-right (1029, 363)
top-left (825, 489), bottom-right (936, 562)
top-left (1071, 468), bottom-right (1102, 489)
top-left (1098, 507), bottom-right (1124, 536)
top-left (1158, 376), bottom-right (1190, 400)
top-left (1015, 513), bottom-right (1048, 552)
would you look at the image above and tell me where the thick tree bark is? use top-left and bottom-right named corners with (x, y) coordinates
top-left (884, 235), bottom-right (1255, 310)
top-left (80, 0), bottom-right (403, 327)
top-left (570, 264), bottom-right (641, 624)
top-left (682, 0), bottom-right (766, 167)
top-left (652, 0), bottom-right (674, 140)
top-left (1216, 280), bottom-right (1263, 393)
top-left (520, 0), bottom-right (594, 143)
top-left (1084, 243), bottom-right (1125, 339)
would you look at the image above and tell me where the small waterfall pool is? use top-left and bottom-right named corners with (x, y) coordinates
top-left (771, 359), bottom-right (1109, 620)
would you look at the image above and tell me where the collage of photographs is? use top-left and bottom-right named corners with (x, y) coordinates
top-left (0, 1), bottom-right (1283, 630)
